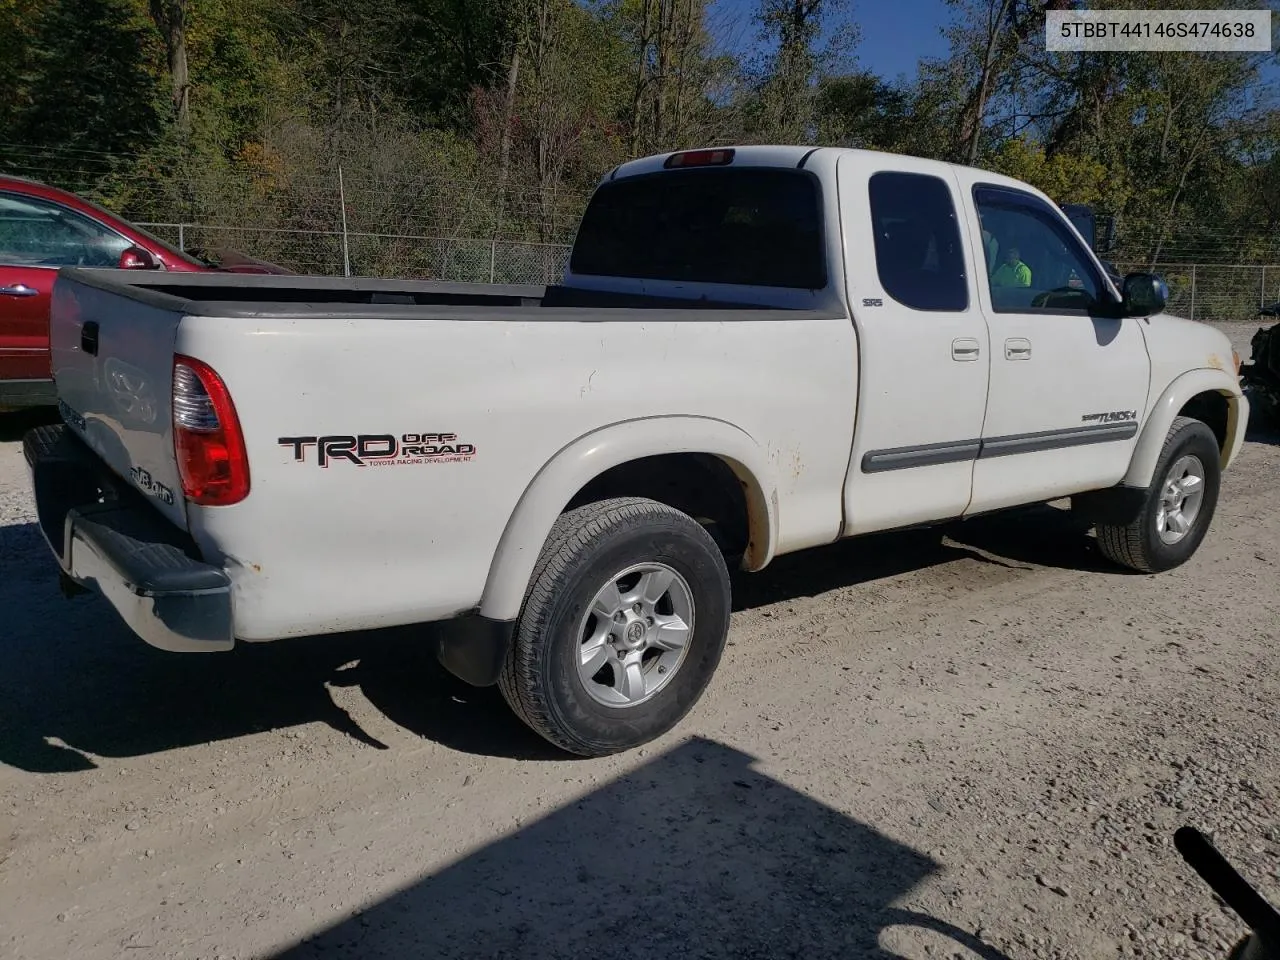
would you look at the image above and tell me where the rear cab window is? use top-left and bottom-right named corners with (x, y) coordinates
top-left (569, 168), bottom-right (827, 290)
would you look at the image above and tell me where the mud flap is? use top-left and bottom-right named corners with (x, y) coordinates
top-left (1071, 486), bottom-right (1147, 526)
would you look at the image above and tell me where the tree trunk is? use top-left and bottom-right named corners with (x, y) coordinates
top-left (149, 0), bottom-right (190, 130)
top-left (629, 0), bottom-right (654, 155)
top-left (962, 0), bottom-right (1012, 166)
top-left (499, 49), bottom-right (521, 187)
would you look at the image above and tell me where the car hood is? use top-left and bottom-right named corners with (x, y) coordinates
top-left (1139, 311), bottom-right (1241, 389)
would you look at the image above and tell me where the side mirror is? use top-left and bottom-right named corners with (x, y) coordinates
top-left (118, 246), bottom-right (159, 270)
top-left (1122, 272), bottom-right (1167, 317)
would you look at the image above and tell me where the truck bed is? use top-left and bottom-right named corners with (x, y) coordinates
top-left (57, 269), bottom-right (816, 316)
top-left (46, 266), bottom-right (856, 646)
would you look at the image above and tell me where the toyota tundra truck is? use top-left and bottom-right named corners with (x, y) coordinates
top-left (24, 146), bottom-right (1248, 756)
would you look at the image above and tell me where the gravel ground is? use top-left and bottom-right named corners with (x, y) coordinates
top-left (1, 322), bottom-right (1277, 960)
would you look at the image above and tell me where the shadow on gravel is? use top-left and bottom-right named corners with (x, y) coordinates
top-left (730, 526), bottom-right (975, 611)
top-left (1245, 418), bottom-right (1280, 447)
top-left (268, 737), bottom-right (1012, 960)
top-left (0, 515), bottom-right (558, 769)
top-left (938, 503), bottom-right (1126, 575)
top-left (732, 503), bottom-right (1117, 608)
top-left (0, 594), bottom-right (560, 771)
top-left (0, 501), bottom-right (1125, 771)
top-left (0, 407), bottom-right (58, 443)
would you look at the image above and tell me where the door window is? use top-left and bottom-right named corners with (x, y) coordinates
top-left (868, 171), bottom-right (969, 312)
top-left (974, 185), bottom-right (1107, 314)
top-left (0, 192), bottom-right (133, 268)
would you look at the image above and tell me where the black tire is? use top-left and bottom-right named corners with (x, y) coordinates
top-left (1095, 416), bottom-right (1221, 574)
top-left (499, 497), bottom-right (732, 757)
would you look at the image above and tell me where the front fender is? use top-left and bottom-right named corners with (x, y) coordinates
top-left (1122, 368), bottom-right (1247, 489)
top-left (477, 416), bottom-right (779, 622)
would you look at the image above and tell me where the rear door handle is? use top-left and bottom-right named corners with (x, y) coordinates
top-left (951, 338), bottom-right (981, 361)
top-left (1005, 337), bottom-right (1032, 360)
top-left (0, 284), bottom-right (38, 298)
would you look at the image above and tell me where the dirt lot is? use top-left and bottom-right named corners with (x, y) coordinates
top-left (1, 322), bottom-right (1277, 960)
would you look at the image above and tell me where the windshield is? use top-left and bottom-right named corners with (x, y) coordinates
top-left (570, 168), bottom-right (827, 289)
top-left (1060, 205), bottom-right (1097, 251)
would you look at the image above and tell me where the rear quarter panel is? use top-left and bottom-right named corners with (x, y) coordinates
top-left (177, 310), bottom-right (858, 641)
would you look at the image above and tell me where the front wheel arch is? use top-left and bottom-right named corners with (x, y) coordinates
top-left (1122, 370), bottom-right (1245, 489)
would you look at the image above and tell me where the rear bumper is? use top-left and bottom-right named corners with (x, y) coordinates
top-left (0, 378), bottom-right (56, 410)
top-left (24, 423), bottom-right (234, 653)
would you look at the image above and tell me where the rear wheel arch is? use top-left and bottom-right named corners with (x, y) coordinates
top-left (478, 417), bottom-right (779, 623)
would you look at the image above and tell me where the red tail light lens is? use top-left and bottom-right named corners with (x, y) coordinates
top-left (172, 355), bottom-right (250, 506)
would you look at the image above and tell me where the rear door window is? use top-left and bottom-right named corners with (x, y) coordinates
top-left (569, 168), bottom-right (826, 289)
top-left (867, 171), bottom-right (969, 312)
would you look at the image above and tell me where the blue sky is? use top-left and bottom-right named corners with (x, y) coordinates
top-left (706, 0), bottom-right (1277, 92)
top-left (707, 0), bottom-right (955, 81)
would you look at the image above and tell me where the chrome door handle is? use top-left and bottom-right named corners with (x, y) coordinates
top-left (0, 284), bottom-right (38, 298)
top-left (1005, 338), bottom-right (1032, 360)
top-left (951, 338), bottom-right (981, 361)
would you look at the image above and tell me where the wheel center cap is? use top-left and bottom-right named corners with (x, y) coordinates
top-left (623, 620), bottom-right (647, 648)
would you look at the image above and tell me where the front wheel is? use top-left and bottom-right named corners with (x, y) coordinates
top-left (1095, 416), bottom-right (1221, 573)
top-left (499, 497), bottom-right (732, 757)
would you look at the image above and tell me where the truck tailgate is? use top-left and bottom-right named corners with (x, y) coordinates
top-left (50, 271), bottom-right (188, 529)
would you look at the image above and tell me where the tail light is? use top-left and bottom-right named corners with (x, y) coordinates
top-left (172, 355), bottom-right (250, 506)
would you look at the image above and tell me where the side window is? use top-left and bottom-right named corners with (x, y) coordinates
top-left (974, 186), bottom-right (1104, 314)
top-left (868, 171), bottom-right (968, 312)
top-left (0, 193), bottom-right (132, 268)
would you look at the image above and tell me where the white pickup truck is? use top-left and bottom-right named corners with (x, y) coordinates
top-left (25, 145), bottom-right (1248, 756)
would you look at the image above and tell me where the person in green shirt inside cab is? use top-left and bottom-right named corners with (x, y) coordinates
top-left (992, 246), bottom-right (1032, 287)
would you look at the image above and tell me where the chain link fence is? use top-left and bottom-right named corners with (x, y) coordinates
top-left (1113, 262), bottom-right (1280, 323)
top-left (7, 148), bottom-right (1279, 308)
top-left (141, 220), bottom-right (1280, 319)
top-left (139, 222), bottom-right (572, 285)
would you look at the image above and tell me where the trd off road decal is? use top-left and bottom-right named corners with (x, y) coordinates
top-left (1081, 410), bottom-right (1137, 424)
top-left (278, 432), bottom-right (477, 468)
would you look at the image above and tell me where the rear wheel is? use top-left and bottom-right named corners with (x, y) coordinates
top-left (499, 497), bottom-right (732, 757)
top-left (1095, 416), bottom-right (1220, 573)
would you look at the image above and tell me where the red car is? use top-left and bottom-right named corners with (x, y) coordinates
top-left (0, 175), bottom-right (287, 410)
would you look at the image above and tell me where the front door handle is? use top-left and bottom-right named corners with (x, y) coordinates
top-left (0, 283), bottom-right (38, 298)
top-left (951, 338), bottom-right (981, 361)
top-left (1005, 337), bottom-right (1032, 360)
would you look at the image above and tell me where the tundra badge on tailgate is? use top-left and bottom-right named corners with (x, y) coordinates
top-left (131, 466), bottom-right (175, 505)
